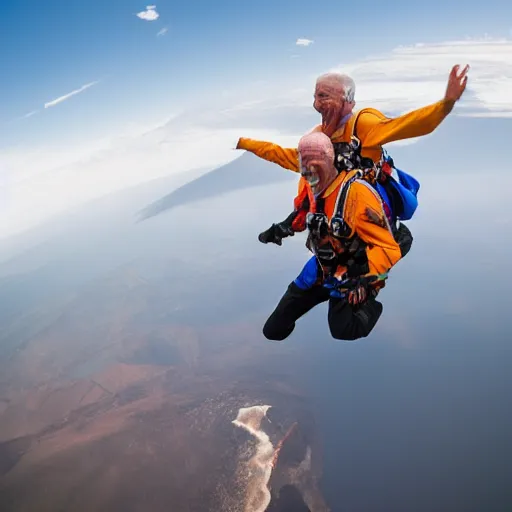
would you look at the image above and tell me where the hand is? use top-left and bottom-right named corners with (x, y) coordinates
top-left (347, 282), bottom-right (369, 305)
top-left (444, 64), bottom-right (469, 103)
top-left (337, 274), bottom-right (386, 305)
top-left (258, 222), bottom-right (294, 246)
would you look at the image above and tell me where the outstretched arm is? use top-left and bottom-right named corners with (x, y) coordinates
top-left (236, 137), bottom-right (299, 172)
top-left (357, 64), bottom-right (469, 147)
top-left (356, 100), bottom-right (454, 147)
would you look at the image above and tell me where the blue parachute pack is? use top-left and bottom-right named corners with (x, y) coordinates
top-left (376, 149), bottom-right (420, 222)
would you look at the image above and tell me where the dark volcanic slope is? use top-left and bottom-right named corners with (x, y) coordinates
top-left (138, 151), bottom-right (297, 220)
top-left (267, 485), bottom-right (311, 512)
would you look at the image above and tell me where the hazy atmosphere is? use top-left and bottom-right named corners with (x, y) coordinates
top-left (1, 1), bottom-right (512, 511)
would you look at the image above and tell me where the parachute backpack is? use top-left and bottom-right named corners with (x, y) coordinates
top-left (375, 149), bottom-right (420, 222)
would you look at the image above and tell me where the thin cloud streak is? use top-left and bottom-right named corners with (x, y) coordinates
top-left (21, 110), bottom-right (38, 119)
top-left (44, 81), bottom-right (99, 109)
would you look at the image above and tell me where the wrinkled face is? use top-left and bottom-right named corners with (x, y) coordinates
top-left (313, 77), bottom-right (345, 117)
top-left (298, 135), bottom-right (337, 195)
top-left (313, 77), bottom-right (346, 137)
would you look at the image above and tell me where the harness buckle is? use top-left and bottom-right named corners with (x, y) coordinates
top-left (306, 212), bottom-right (329, 238)
top-left (330, 216), bottom-right (351, 239)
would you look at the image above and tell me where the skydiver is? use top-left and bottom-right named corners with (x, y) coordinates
top-left (262, 131), bottom-right (402, 341)
top-left (236, 64), bottom-right (469, 253)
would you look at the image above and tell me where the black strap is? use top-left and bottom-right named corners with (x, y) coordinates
top-left (315, 196), bottom-right (326, 214)
top-left (351, 110), bottom-right (376, 170)
top-left (332, 174), bottom-right (370, 277)
top-left (334, 173), bottom-right (358, 219)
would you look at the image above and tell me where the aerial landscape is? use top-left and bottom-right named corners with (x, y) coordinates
top-left (2, 1), bottom-right (512, 511)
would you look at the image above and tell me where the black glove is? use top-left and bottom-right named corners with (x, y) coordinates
top-left (258, 221), bottom-right (295, 246)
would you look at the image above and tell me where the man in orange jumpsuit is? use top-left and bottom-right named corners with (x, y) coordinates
top-left (243, 65), bottom-right (469, 341)
top-left (262, 131), bottom-right (401, 341)
top-left (236, 64), bottom-right (469, 247)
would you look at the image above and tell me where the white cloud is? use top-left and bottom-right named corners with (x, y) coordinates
top-left (216, 38), bottom-right (512, 119)
top-left (136, 5), bottom-right (159, 21)
top-left (44, 81), bottom-right (99, 109)
top-left (331, 38), bottom-right (512, 117)
top-left (157, 27), bottom-right (168, 36)
top-left (3, 37), bottom-right (512, 240)
top-left (296, 38), bottom-right (313, 46)
top-left (0, 122), bottom-right (301, 240)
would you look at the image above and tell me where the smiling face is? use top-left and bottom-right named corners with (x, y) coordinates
top-left (298, 132), bottom-right (337, 196)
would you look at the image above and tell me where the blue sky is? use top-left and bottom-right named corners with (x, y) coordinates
top-left (1, 0), bottom-right (512, 237)
top-left (2, 0), bottom-right (511, 144)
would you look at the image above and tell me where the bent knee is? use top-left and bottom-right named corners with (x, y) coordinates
top-left (329, 321), bottom-right (371, 341)
top-left (262, 320), bottom-right (294, 341)
top-left (329, 299), bottom-right (383, 341)
top-left (330, 327), bottom-right (368, 341)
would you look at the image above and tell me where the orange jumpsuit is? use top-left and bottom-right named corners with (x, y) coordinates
top-left (262, 169), bottom-right (402, 342)
top-left (236, 98), bottom-right (456, 222)
top-left (310, 169), bottom-right (402, 281)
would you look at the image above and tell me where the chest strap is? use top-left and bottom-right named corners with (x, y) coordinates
top-left (306, 172), bottom-right (369, 278)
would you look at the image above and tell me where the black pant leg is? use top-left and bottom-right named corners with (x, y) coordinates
top-left (263, 282), bottom-right (330, 341)
top-left (327, 296), bottom-right (383, 341)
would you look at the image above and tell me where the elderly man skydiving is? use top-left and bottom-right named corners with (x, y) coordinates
top-left (236, 64), bottom-right (469, 341)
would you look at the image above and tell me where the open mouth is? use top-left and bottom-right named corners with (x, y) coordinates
top-left (299, 158), bottom-right (320, 188)
top-left (301, 168), bottom-right (320, 188)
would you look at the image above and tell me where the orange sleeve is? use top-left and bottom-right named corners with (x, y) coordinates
top-left (236, 137), bottom-right (299, 172)
top-left (356, 99), bottom-right (455, 148)
top-left (347, 181), bottom-right (402, 276)
top-left (294, 177), bottom-right (309, 208)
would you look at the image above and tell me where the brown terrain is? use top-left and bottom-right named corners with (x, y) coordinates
top-left (0, 261), bottom-right (329, 511)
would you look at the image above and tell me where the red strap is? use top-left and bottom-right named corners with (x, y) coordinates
top-left (381, 161), bottom-right (393, 176)
top-left (291, 209), bottom-right (308, 231)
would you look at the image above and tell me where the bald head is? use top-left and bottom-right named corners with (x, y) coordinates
top-left (298, 132), bottom-right (337, 195)
top-left (298, 132), bottom-right (335, 161)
